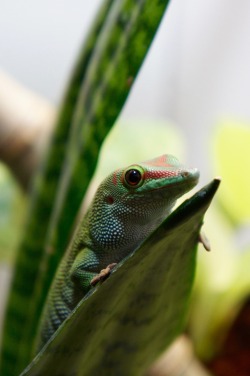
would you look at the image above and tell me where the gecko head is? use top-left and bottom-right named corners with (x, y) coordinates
top-left (96, 155), bottom-right (199, 223)
top-left (121, 154), bottom-right (199, 197)
top-left (89, 155), bottom-right (199, 251)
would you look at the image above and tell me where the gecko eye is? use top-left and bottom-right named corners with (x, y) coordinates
top-left (123, 166), bottom-right (144, 188)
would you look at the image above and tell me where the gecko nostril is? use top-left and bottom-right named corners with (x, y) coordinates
top-left (181, 171), bottom-right (189, 178)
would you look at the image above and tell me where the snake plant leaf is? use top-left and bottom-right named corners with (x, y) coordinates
top-left (0, 0), bottom-right (115, 373)
top-left (21, 179), bottom-right (220, 376)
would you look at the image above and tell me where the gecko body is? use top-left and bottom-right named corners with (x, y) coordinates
top-left (37, 154), bottom-right (199, 349)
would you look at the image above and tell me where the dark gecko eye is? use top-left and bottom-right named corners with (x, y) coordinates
top-left (124, 166), bottom-right (144, 188)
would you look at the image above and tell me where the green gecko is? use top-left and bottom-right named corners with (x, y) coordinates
top-left (36, 154), bottom-right (199, 350)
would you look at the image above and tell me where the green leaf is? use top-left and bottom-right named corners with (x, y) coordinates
top-left (21, 179), bottom-right (220, 376)
top-left (213, 120), bottom-right (250, 224)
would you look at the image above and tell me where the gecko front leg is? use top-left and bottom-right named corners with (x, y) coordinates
top-left (69, 248), bottom-right (101, 293)
top-left (70, 249), bottom-right (117, 291)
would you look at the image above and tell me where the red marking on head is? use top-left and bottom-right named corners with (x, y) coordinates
top-left (144, 169), bottom-right (179, 180)
top-left (112, 170), bottom-right (118, 185)
top-left (145, 155), bottom-right (179, 168)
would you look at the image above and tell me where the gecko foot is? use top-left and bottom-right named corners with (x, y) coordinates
top-left (90, 263), bottom-right (117, 286)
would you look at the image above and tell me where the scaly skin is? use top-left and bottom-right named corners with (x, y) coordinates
top-left (37, 154), bottom-right (199, 350)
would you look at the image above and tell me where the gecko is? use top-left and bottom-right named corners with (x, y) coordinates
top-left (36, 154), bottom-right (199, 350)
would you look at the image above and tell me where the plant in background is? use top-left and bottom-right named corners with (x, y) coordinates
top-left (189, 121), bottom-right (250, 375)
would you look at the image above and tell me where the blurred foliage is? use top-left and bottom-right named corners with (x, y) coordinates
top-left (214, 121), bottom-right (250, 225)
top-left (0, 163), bottom-right (25, 263)
top-left (190, 120), bottom-right (250, 359)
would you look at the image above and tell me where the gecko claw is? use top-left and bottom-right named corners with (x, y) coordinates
top-left (199, 231), bottom-right (211, 252)
top-left (90, 263), bottom-right (117, 286)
